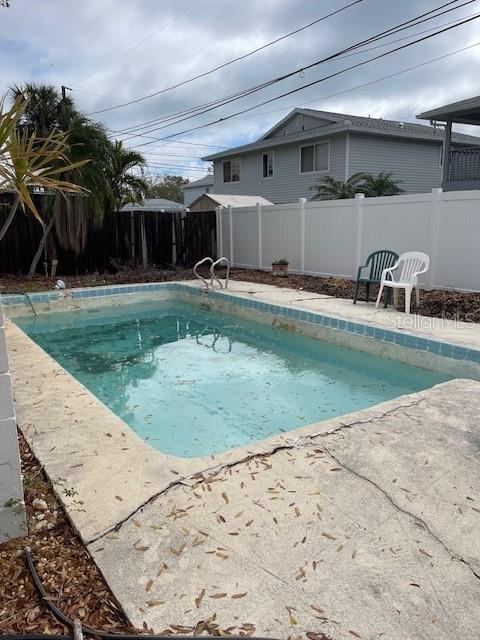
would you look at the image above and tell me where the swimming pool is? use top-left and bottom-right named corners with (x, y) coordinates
top-left (17, 299), bottom-right (448, 457)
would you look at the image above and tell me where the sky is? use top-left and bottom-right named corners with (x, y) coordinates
top-left (2, 0), bottom-right (480, 180)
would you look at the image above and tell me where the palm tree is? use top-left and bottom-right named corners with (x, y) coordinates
top-left (311, 172), bottom-right (368, 200)
top-left (107, 140), bottom-right (147, 211)
top-left (9, 85), bottom-right (110, 264)
top-left (11, 83), bottom-right (79, 137)
top-left (358, 172), bottom-right (403, 197)
top-left (0, 96), bottom-right (87, 245)
top-left (10, 85), bottom-right (148, 271)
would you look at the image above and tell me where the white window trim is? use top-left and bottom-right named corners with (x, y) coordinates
top-left (299, 140), bottom-right (330, 175)
top-left (262, 150), bottom-right (275, 180)
top-left (222, 157), bottom-right (242, 184)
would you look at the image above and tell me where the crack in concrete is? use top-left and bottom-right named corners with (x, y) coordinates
top-left (324, 398), bottom-right (425, 438)
top-left (321, 444), bottom-right (480, 583)
top-left (87, 397), bottom-right (426, 546)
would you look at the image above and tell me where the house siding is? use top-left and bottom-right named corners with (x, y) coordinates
top-left (348, 133), bottom-right (443, 193)
top-left (213, 134), bottom-right (347, 203)
top-left (183, 184), bottom-right (211, 206)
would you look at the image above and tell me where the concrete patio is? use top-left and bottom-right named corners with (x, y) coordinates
top-left (4, 280), bottom-right (480, 639)
top-left (86, 378), bottom-right (480, 639)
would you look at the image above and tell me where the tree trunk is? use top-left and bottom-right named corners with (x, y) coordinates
top-left (28, 214), bottom-right (55, 277)
top-left (0, 195), bottom-right (20, 243)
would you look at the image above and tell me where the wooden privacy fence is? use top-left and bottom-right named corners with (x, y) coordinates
top-left (216, 188), bottom-right (480, 292)
top-left (0, 194), bottom-right (216, 274)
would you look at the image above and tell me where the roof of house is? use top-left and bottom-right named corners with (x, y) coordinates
top-left (120, 198), bottom-right (185, 213)
top-left (189, 193), bottom-right (273, 209)
top-left (417, 95), bottom-right (480, 125)
top-left (182, 175), bottom-right (214, 190)
top-left (202, 108), bottom-right (480, 161)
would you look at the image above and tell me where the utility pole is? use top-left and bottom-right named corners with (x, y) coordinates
top-left (61, 85), bottom-right (72, 101)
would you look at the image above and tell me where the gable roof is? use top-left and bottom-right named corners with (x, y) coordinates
top-left (202, 108), bottom-right (480, 161)
top-left (189, 193), bottom-right (273, 209)
top-left (182, 175), bottom-right (214, 190)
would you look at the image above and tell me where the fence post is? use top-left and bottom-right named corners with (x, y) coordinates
top-left (228, 205), bottom-right (234, 265)
top-left (299, 198), bottom-right (306, 274)
top-left (215, 206), bottom-right (223, 259)
top-left (257, 202), bottom-right (263, 269)
top-left (355, 193), bottom-right (365, 273)
top-left (429, 188), bottom-right (442, 290)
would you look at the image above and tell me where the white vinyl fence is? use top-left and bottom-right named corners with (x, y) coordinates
top-left (216, 189), bottom-right (480, 292)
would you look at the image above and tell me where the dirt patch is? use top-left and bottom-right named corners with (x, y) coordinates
top-left (1, 266), bottom-right (479, 323)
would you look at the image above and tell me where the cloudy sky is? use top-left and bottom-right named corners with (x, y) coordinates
top-left (2, 0), bottom-right (480, 179)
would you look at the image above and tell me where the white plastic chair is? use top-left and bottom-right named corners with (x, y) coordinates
top-left (375, 251), bottom-right (430, 314)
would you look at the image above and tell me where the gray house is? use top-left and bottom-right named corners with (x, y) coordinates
top-left (182, 174), bottom-right (214, 206)
top-left (202, 108), bottom-right (480, 203)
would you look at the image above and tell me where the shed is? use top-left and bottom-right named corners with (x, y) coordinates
top-left (119, 198), bottom-right (186, 267)
top-left (189, 193), bottom-right (273, 212)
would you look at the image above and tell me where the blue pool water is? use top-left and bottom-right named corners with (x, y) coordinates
top-left (17, 300), bottom-right (448, 457)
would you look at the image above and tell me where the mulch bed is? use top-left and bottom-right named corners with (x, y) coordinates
top-left (0, 433), bottom-right (135, 635)
top-left (1, 266), bottom-right (480, 323)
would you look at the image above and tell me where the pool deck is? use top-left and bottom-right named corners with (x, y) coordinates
top-left (4, 279), bottom-right (480, 639)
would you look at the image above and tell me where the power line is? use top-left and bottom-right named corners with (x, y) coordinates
top-left (145, 160), bottom-right (208, 167)
top-left (115, 7), bottom-right (477, 138)
top-left (72, 0), bottom-right (204, 86)
top-left (127, 39), bottom-right (480, 157)
top-left (145, 163), bottom-right (208, 172)
top-left (226, 40), bottom-right (480, 125)
top-left (88, 0), bottom-right (366, 116)
top-left (131, 11), bottom-right (480, 148)
top-left (143, 151), bottom-right (203, 158)
top-left (130, 137), bottom-right (226, 150)
top-left (115, 0), bottom-right (475, 140)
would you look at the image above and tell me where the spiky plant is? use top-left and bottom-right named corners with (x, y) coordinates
top-left (358, 171), bottom-right (403, 197)
top-left (0, 96), bottom-right (88, 244)
top-left (310, 172), bottom-right (368, 200)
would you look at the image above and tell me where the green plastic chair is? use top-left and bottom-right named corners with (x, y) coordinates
top-left (353, 250), bottom-right (399, 304)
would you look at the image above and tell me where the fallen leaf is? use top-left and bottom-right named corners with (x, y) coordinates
top-left (322, 532), bottom-right (337, 541)
top-left (195, 589), bottom-right (206, 609)
top-left (145, 600), bottom-right (165, 607)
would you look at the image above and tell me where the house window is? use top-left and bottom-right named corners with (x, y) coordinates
top-left (262, 151), bottom-right (274, 178)
top-left (222, 158), bottom-right (241, 183)
top-left (300, 142), bottom-right (329, 173)
top-left (439, 144), bottom-right (444, 168)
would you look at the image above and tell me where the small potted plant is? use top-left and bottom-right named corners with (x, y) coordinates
top-left (271, 258), bottom-right (289, 276)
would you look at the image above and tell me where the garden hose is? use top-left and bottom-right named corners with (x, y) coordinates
top-left (23, 548), bottom-right (277, 640)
